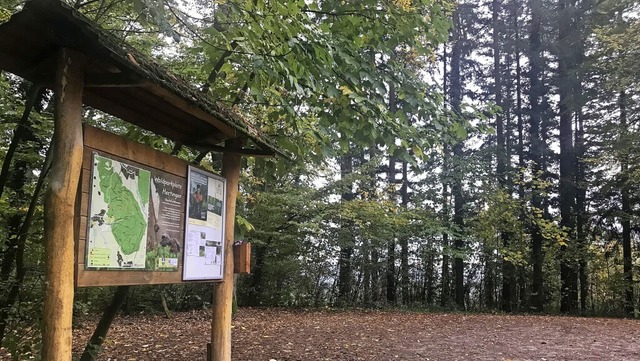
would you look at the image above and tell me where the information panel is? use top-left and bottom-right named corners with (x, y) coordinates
top-left (86, 152), bottom-right (186, 271)
top-left (182, 166), bottom-right (226, 281)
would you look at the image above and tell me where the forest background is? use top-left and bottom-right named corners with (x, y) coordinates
top-left (0, 0), bottom-right (639, 358)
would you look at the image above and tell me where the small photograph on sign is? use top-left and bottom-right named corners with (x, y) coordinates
top-left (156, 257), bottom-right (178, 269)
top-left (188, 171), bottom-right (208, 221)
top-left (205, 240), bottom-right (222, 265)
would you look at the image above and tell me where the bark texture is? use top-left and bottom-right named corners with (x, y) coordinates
top-left (210, 138), bottom-right (244, 361)
top-left (42, 48), bottom-right (85, 360)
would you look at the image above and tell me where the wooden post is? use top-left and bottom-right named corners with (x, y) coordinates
top-left (210, 138), bottom-right (244, 361)
top-left (42, 48), bottom-right (85, 360)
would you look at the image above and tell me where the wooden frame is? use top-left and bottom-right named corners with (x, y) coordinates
top-left (77, 126), bottom-right (251, 287)
top-left (76, 126), bottom-right (189, 287)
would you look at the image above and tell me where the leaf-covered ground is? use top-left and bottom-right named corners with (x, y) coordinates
top-left (6, 308), bottom-right (640, 360)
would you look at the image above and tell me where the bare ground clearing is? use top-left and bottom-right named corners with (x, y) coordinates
top-left (5, 308), bottom-right (640, 360)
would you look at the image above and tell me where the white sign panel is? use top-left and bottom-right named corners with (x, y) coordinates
top-left (182, 166), bottom-right (226, 281)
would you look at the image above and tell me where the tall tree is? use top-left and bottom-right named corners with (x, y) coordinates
top-left (591, 0), bottom-right (640, 318)
top-left (440, 43), bottom-right (452, 308)
top-left (449, 6), bottom-right (466, 310)
top-left (400, 158), bottom-right (410, 305)
top-left (510, 0), bottom-right (528, 311)
top-left (618, 90), bottom-right (634, 317)
top-left (575, 100), bottom-right (588, 314)
top-left (337, 148), bottom-right (355, 306)
top-left (557, 0), bottom-right (579, 314)
top-left (386, 83), bottom-right (398, 306)
top-left (528, 0), bottom-right (546, 312)
top-left (574, 0), bottom-right (592, 315)
top-left (490, 0), bottom-right (516, 312)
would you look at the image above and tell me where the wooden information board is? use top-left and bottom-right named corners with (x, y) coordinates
top-left (76, 126), bottom-right (251, 287)
top-left (77, 126), bottom-right (192, 287)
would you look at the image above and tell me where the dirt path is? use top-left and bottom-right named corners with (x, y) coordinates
top-left (11, 308), bottom-right (640, 360)
top-left (229, 309), bottom-right (640, 361)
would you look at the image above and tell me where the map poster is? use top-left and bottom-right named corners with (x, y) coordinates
top-left (183, 166), bottom-right (226, 281)
top-left (86, 152), bottom-right (186, 271)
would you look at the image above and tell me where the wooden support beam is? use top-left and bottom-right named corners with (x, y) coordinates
top-left (144, 86), bottom-right (237, 138)
top-left (82, 90), bottom-right (186, 142)
top-left (84, 73), bottom-right (151, 88)
top-left (19, 51), bottom-right (58, 87)
top-left (42, 48), bottom-right (85, 360)
top-left (210, 137), bottom-right (245, 361)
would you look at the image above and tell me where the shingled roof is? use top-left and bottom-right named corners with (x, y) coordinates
top-left (0, 0), bottom-right (284, 157)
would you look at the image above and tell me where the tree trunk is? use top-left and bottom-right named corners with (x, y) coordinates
top-left (485, 256), bottom-right (495, 310)
top-left (576, 107), bottom-right (588, 314)
top-left (512, 1), bottom-right (527, 312)
top-left (80, 286), bottom-right (130, 361)
top-left (0, 85), bottom-right (41, 199)
top-left (528, 0), bottom-right (545, 313)
top-left (622, 184), bottom-right (633, 317)
top-left (247, 241), bottom-right (267, 306)
top-left (161, 290), bottom-right (172, 318)
top-left (338, 151), bottom-right (354, 306)
top-left (517, 268), bottom-right (528, 311)
top-left (450, 7), bottom-right (465, 311)
top-left (367, 147), bottom-right (378, 306)
top-left (41, 48), bottom-right (85, 361)
top-left (0, 85), bottom-right (44, 346)
top-left (386, 240), bottom-right (396, 305)
top-left (371, 248), bottom-right (380, 304)
top-left (362, 242), bottom-right (371, 307)
top-left (558, 0), bottom-right (579, 314)
top-left (441, 232), bottom-right (450, 307)
top-left (0, 145), bottom-right (52, 345)
top-left (425, 248), bottom-right (435, 306)
top-left (386, 83), bottom-right (398, 306)
top-left (400, 160), bottom-right (410, 305)
top-left (492, 0), bottom-right (513, 313)
top-left (619, 90), bottom-right (634, 317)
top-left (574, 0), bottom-right (590, 315)
top-left (440, 44), bottom-right (451, 309)
top-left (0, 85), bottom-right (43, 290)
top-left (210, 138), bottom-right (244, 361)
top-left (513, 0), bottom-right (524, 203)
top-left (452, 156), bottom-right (465, 310)
top-left (246, 174), bottom-right (272, 306)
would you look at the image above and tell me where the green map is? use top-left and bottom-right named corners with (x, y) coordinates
top-left (87, 154), bottom-right (150, 269)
